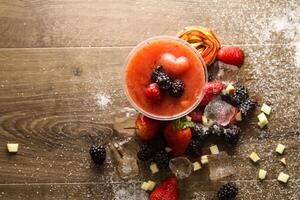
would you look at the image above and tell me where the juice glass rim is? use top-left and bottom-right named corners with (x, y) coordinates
top-left (123, 35), bottom-right (208, 121)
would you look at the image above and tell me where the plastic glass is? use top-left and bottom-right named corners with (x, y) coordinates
top-left (123, 36), bottom-right (207, 120)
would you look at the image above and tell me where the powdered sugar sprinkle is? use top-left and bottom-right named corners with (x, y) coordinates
top-left (95, 93), bottom-right (111, 108)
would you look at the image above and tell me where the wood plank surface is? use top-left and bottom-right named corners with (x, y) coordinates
top-left (0, 0), bottom-right (299, 47)
top-left (0, 180), bottom-right (299, 200)
top-left (0, 0), bottom-right (299, 199)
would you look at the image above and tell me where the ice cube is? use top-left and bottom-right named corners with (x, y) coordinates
top-left (169, 157), bottom-right (193, 179)
top-left (208, 151), bottom-right (235, 181)
top-left (212, 61), bottom-right (239, 83)
top-left (109, 143), bottom-right (139, 180)
top-left (204, 99), bottom-right (237, 126)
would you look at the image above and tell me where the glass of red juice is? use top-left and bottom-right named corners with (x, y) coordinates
top-left (123, 36), bottom-right (207, 120)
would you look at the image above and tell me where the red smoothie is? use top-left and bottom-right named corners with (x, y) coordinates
top-left (124, 36), bottom-right (207, 120)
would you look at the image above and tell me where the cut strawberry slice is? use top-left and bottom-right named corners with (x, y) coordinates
top-left (150, 177), bottom-right (178, 200)
top-left (200, 82), bottom-right (225, 107)
top-left (145, 83), bottom-right (162, 103)
top-left (217, 46), bottom-right (245, 67)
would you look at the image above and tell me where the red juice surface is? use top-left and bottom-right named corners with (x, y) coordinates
top-left (125, 37), bottom-right (206, 118)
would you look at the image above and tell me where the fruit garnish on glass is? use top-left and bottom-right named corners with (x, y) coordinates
top-left (177, 26), bottom-right (221, 66)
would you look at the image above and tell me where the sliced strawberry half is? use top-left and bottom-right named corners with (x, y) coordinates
top-left (200, 81), bottom-right (225, 107)
top-left (217, 46), bottom-right (245, 67)
top-left (145, 83), bottom-right (162, 103)
top-left (150, 177), bottom-right (178, 200)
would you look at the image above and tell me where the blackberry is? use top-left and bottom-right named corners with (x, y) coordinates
top-left (152, 150), bottom-right (170, 169)
top-left (186, 139), bottom-right (202, 158)
top-left (137, 143), bottom-right (155, 162)
top-left (152, 65), bottom-right (172, 91)
top-left (239, 99), bottom-right (256, 119)
top-left (89, 144), bottom-right (106, 165)
top-left (151, 65), bottom-right (163, 81)
top-left (224, 85), bottom-right (248, 106)
top-left (149, 133), bottom-right (166, 151)
top-left (217, 182), bottom-right (238, 200)
top-left (169, 79), bottom-right (185, 97)
top-left (223, 125), bottom-right (241, 145)
top-left (209, 124), bottom-right (225, 137)
top-left (192, 123), bottom-right (211, 142)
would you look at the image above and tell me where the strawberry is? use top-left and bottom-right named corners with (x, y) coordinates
top-left (217, 46), bottom-right (245, 67)
top-left (200, 82), bottom-right (225, 107)
top-left (135, 114), bottom-right (159, 141)
top-left (163, 117), bottom-right (194, 156)
top-left (189, 110), bottom-right (203, 122)
top-left (150, 177), bottom-right (178, 200)
top-left (145, 83), bottom-right (161, 103)
top-left (229, 107), bottom-right (240, 124)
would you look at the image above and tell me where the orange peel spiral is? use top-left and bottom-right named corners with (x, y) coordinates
top-left (177, 26), bottom-right (221, 66)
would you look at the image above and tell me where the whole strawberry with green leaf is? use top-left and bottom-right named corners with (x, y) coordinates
top-left (163, 117), bottom-right (195, 157)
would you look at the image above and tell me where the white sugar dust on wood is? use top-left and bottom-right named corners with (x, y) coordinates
top-left (112, 184), bottom-right (148, 200)
top-left (249, 7), bottom-right (299, 45)
top-left (95, 93), bottom-right (111, 108)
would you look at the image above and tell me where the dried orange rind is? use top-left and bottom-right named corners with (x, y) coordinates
top-left (177, 26), bottom-right (221, 66)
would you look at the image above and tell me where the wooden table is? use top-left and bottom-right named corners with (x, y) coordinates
top-left (0, 0), bottom-right (299, 199)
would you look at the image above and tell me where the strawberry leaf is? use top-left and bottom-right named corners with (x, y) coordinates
top-left (173, 117), bottom-right (195, 131)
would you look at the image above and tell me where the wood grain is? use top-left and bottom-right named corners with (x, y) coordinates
top-left (0, 45), bottom-right (299, 199)
top-left (0, 0), bottom-right (299, 199)
top-left (0, 181), bottom-right (299, 199)
top-left (0, 0), bottom-right (298, 47)
top-left (0, 183), bottom-right (129, 200)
